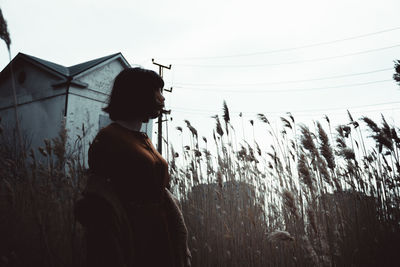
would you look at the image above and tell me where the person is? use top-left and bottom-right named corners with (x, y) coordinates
top-left (75, 68), bottom-right (191, 267)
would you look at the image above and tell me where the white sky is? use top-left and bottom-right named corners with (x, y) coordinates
top-left (1, 0), bottom-right (400, 153)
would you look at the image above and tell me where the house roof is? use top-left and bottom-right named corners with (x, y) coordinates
top-left (3, 52), bottom-right (128, 78)
top-left (68, 53), bottom-right (121, 76)
top-left (22, 53), bottom-right (70, 76)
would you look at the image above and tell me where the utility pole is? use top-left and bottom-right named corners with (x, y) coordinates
top-left (152, 58), bottom-right (171, 155)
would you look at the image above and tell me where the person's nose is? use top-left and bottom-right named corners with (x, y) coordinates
top-left (159, 93), bottom-right (165, 103)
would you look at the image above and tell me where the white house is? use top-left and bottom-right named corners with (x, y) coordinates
top-left (0, 52), bottom-right (153, 159)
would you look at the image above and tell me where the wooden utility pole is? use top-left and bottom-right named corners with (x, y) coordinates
top-left (152, 58), bottom-right (171, 155)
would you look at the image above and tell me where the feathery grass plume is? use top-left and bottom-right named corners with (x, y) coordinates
top-left (317, 122), bottom-right (336, 170)
top-left (43, 139), bottom-right (52, 156)
top-left (391, 127), bottom-right (400, 147)
top-left (212, 115), bottom-right (224, 137)
top-left (324, 114), bottom-right (330, 124)
top-left (335, 125), bottom-right (350, 154)
top-left (335, 137), bottom-right (346, 151)
top-left (394, 59), bottom-right (400, 86)
top-left (347, 110), bottom-right (359, 128)
top-left (361, 116), bottom-right (380, 133)
top-left (299, 124), bottom-right (318, 157)
top-left (361, 116), bottom-right (393, 152)
top-left (246, 142), bottom-right (256, 162)
top-left (193, 149), bottom-right (202, 157)
top-left (169, 145), bottom-right (177, 174)
top-left (237, 145), bottom-right (247, 160)
top-left (202, 149), bottom-right (211, 160)
top-left (184, 120), bottom-right (198, 138)
top-left (347, 110), bottom-right (354, 123)
top-left (38, 146), bottom-right (48, 157)
top-left (52, 119), bottom-right (67, 164)
top-left (298, 153), bottom-right (313, 189)
top-left (267, 230), bottom-right (295, 242)
top-left (287, 112), bottom-right (295, 124)
top-left (379, 114), bottom-right (393, 150)
top-left (255, 141), bottom-right (261, 156)
top-left (343, 125), bottom-right (351, 138)
top-left (282, 189), bottom-right (299, 219)
top-left (281, 117), bottom-right (292, 129)
top-left (341, 147), bottom-right (356, 161)
top-left (381, 115), bottom-right (391, 136)
top-left (0, 9), bottom-right (11, 50)
top-left (257, 113), bottom-right (269, 124)
top-left (222, 100), bottom-right (230, 134)
top-left (318, 159), bottom-right (332, 185)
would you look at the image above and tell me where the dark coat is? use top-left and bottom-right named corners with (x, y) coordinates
top-left (75, 123), bottom-right (191, 267)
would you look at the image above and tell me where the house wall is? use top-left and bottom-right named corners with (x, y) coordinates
top-left (0, 59), bottom-right (67, 154)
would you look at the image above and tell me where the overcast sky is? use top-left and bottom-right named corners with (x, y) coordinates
top-left (1, 0), bottom-right (400, 152)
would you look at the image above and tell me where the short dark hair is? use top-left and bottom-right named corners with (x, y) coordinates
top-left (103, 67), bottom-right (164, 121)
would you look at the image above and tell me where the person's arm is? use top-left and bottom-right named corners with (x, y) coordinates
top-left (82, 132), bottom-right (129, 267)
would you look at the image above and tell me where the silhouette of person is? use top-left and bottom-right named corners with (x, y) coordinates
top-left (75, 68), bottom-right (191, 267)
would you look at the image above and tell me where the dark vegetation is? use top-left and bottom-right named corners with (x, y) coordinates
top-left (170, 110), bottom-right (400, 267)
top-left (2, 107), bottom-right (399, 266)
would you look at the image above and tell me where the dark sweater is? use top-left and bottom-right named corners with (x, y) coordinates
top-left (75, 123), bottom-right (190, 267)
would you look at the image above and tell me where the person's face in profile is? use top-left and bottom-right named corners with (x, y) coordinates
top-left (147, 87), bottom-right (165, 119)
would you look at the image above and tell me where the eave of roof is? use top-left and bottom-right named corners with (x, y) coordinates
top-left (20, 53), bottom-right (70, 76)
top-left (1, 52), bottom-right (125, 79)
top-left (68, 53), bottom-right (121, 76)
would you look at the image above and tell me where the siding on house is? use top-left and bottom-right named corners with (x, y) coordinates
top-left (0, 57), bottom-right (67, 151)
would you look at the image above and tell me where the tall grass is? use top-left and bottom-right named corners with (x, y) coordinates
top-left (170, 107), bottom-right (400, 267)
top-left (0, 108), bottom-right (399, 266)
top-left (0, 120), bottom-right (87, 267)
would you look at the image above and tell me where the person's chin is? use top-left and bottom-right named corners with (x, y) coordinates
top-left (149, 111), bottom-right (161, 119)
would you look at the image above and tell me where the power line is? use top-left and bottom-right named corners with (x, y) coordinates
top-left (170, 107), bottom-right (400, 121)
top-left (175, 79), bottom-right (394, 93)
top-left (163, 26), bottom-right (400, 60)
top-left (169, 100), bottom-right (400, 116)
top-left (174, 67), bottom-right (393, 87)
top-left (176, 44), bottom-right (400, 68)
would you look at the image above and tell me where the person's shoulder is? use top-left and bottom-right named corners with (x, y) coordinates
top-left (90, 123), bottom-right (120, 149)
top-left (95, 123), bottom-right (122, 140)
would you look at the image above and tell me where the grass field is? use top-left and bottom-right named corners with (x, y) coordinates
top-left (0, 109), bottom-right (399, 266)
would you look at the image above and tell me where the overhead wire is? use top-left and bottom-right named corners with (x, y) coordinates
top-left (175, 79), bottom-right (394, 93)
top-left (163, 26), bottom-right (400, 60)
top-left (162, 27), bottom-right (400, 124)
top-left (168, 100), bottom-right (400, 116)
top-left (175, 44), bottom-right (400, 68)
top-left (173, 67), bottom-right (393, 87)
